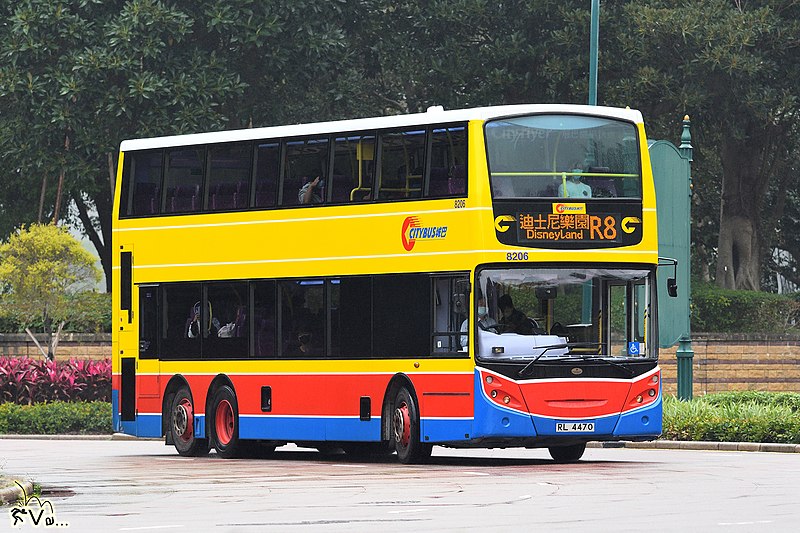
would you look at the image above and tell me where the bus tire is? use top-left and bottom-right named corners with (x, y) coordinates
top-left (210, 385), bottom-right (242, 459)
top-left (169, 386), bottom-right (209, 457)
top-left (392, 387), bottom-right (432, 464)
top-left (548, 443), bottom-right (586, 463)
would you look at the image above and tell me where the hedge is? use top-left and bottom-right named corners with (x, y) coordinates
top-left (662, 392), bottom-right (800, 444)
top-left (0, 401), bottom-right (111, 435)
top-left (691, 283), bottom-right (800, 333)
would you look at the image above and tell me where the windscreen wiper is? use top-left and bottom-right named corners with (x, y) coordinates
top-left (517, 343), bottom-right (569, 378)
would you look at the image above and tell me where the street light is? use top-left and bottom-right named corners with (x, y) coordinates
top-left (588, 0), bottom-right (600, 105)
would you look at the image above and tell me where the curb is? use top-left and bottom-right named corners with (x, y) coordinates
top-left (0, 479), bottom-right (33, 505)
top-left (587, 440), bottom-right (800, 453)
top-left (0, 433), bottom-right (159, 441)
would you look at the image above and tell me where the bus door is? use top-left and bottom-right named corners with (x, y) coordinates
top-left (118, 246), bottom-right (137, 427)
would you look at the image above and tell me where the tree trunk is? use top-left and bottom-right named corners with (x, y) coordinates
top-left (715, 214), bottom-right (760, 290)
top-left (714, 130), bottom-right (776, 291)
top-left (73, 191), bottom-right (111, 291)
top-left (37, 175), bottom-right (47, 223)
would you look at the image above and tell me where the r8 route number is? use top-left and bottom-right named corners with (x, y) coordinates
top-left (507, 252), bottom-right (528, 261)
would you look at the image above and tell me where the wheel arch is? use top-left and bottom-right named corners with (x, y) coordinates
top-left (162, 375), bottom-right (191, 441)
top-left (381, 373), bottom-right (419, 442)
top-left (205, 374), bottom-right (236, 422)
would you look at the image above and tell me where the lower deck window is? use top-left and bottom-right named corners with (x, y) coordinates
top-left (140, 272), bottom-right (469, 360)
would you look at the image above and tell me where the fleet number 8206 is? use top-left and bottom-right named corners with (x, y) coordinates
top-left (507, 252), bottom-right (528, 261)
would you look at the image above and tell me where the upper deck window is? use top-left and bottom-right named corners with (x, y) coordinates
top-left (485, 114), bottom-right (641, 200)
top-left (163, 148), bottom-right (204, 214)
top-left (124, 150), bottom-right (163, 217)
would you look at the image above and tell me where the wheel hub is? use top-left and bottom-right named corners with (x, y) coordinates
top-left (173, 399), bottom-right (193, 441)
top-left (393, 402), bottom-right (411, 447)
top-left (215, 399), bottom-right (235, 446)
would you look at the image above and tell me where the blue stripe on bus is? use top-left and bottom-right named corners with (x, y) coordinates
top-left (421, 418), bottom-right (474, 443)
top-left (122, 414), bottom-right (161, 437)
top-left (122, 413), bottom-right (475, 445)
top-left (238, 416), bottom-right (380, 441)
top-left (111, 390), bottom-right (120, 433)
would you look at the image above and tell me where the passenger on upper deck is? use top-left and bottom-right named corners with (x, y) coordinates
top-left (558, 164), bottom-right (592, 198)
top-left (299, 176), bottom-right (324, 204)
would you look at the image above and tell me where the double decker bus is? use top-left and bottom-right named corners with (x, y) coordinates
top-left (112, 104), bottom-right (662, 463)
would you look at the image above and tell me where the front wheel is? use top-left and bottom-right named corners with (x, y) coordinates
top-left (169, 386), bottom-right (209, 457)
top-left (392, 387), bottom-right (432, 464)
top-left (548, 443), bottom-right (586, 463)
top-left (210, 385), bottom-right (242, 459)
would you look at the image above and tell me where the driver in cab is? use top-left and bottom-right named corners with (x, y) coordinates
top-left (497, 294), bottom-right (536, 335)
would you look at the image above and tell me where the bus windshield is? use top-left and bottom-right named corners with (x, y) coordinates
top-left (475, 267), bottom-right (654, 361)
top-left (485, 114), bottom-right (641, 199)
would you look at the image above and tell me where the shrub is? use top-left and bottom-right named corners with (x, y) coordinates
top-left (662, 392), bottom-right (800, 443)
top-left (0, 357), bottom-right (111, 404)
top-left (691, 283), bottom-right (800, 333)
top-left (0, 401), bottom-right (111, 434)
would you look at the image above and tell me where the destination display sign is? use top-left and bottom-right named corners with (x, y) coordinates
top-left (493, 200), bottom-right (643, 249)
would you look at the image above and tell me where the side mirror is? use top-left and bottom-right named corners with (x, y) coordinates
top-left (659, 257), bottom-right (679, 298)
top-left (667, 278), bottom-right (678, 298)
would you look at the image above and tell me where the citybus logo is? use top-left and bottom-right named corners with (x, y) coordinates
top-left (553, 203), bottom-right (586, 214)
top-left (401, 216), bottom-right (448, 251)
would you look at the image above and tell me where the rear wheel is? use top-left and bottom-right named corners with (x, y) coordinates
top-left (210, 385), bottom-right (242, 459)
top-left (392, 387), bottom-right (432, 464)
top-left (548, 443), bottom-right (586, 463)
top-left (169, 386), bottom-right (209, 457)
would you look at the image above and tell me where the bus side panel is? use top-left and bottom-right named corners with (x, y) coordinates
top-left (145, 371), bottom-right (476, 443)
top-left (416, 373), bottom-right (474, 443)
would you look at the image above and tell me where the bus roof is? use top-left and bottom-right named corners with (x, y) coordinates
top-left (119, 104), bottom-right (644, 152)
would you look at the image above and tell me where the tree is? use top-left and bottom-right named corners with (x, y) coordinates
top-left (601, 0), bottom-right (800, 290)
top-left (0, 223), bottom-right (101, 359)
top-left (0, 0), bottom-right (365, 291)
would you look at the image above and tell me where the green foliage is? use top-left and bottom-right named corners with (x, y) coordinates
top-left (662, 393), bottom-right (800, 444)
top-left (0, 401), bottom-right (111, 435)
top-left (0, 224), bottom-right (101, 338)
top-left (0, 0), bottom-right (799, 293)
top-left (62, 291), bottom-right (111, 333)
top-left (0, 291), bottom-right (110, 333)
top-left (691, 283), bottom-right (800, 333)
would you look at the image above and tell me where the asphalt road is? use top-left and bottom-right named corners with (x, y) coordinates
top-left (2, 439), bottom-right (798, 532)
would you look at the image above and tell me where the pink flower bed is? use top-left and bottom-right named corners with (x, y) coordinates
top-left (0, 357), bottom-right (111, 404)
